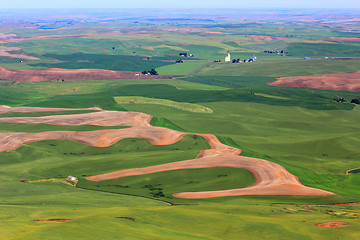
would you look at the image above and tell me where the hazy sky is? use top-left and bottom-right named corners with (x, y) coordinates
top-left (2, 0), bottom-right (360, 9)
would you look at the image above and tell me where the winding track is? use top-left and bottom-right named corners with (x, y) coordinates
top-left (0, 106), bottom-right (335, 198)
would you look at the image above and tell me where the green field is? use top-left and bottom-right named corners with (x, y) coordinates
top-left (156, 60), bottom-right (209, 75)
top-left (114, 96), bottom-right (213, 113)
top-left (1, 9), bottom-right (360, 240)
top-left (77, 167), bottom-right (256, 203)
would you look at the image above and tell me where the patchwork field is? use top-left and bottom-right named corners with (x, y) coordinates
top-left (1, 8), bottom-right (360, 240)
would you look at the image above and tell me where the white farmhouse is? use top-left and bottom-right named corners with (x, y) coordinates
top-left (225, 53), bottom-right (231, 62)
top-left (66, 176), bottom-right (77, 182)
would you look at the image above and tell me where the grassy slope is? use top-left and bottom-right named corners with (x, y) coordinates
top-left (0, 135), bottom-right (210, 172)
top-left (77, 167), bottom-right (256, 204)
top-left (196, 59), bottom-right (360, 78)
top-left (125, 101), bottom-right (360, 176)
top-left (2, 193), bottom-right (359, 240)
top-left (114, 96), bottom-right (213, 113)
top-left (156, 60), bottom-right (209, 75)
top-left (1, 128), bottom-right (359, 240)
top-left (29, 53), bottom-right (175, 72)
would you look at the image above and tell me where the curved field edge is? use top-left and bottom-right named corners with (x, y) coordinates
top-left (150, 116), bottom-right (186, 132)
top-left (77, 167), bottom-right (256, 204)
top-left (217, 135), bottom-right (360, 199)
top-left (347, 168), bottom-right (360, 174)
top-left (0, 108), bottom-right (336, 198)
top-left (1, 135), bottom-right (211, 172)
top-left (114, 96), bottom-right (213, 113)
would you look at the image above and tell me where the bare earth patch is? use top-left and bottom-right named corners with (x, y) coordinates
top-left (269, 71), bottom-right (360, 92)
top-left (315, 222), bottom-right (349, 228)
top-left (0, 110), bottom-right (152, 128)
top-left (0, 67), bottom-right (183, 82)
top-left (207, 31), bottom-right (231, 35)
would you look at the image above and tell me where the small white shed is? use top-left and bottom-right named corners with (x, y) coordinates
top-left (66, 176), bottom-right (77, 182)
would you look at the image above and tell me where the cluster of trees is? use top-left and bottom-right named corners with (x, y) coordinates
top-left (144, 184), bottom-right (165, 198)
top-left (351, 98), bottom-right (360, 104)
top-left (141, 69), bottom-right (158, 75)
top-left (285, 35), bottom-right (300, 38)
top-left (214, 58), bottom-right (256, 63)
top-left (332, 96), bottom-right (360, 104)
top-left (179, 53), bottom-right (193, 57)
top-left (333, 95), bottom-right (347, 103)
top-left (232, 58), bottom-right (255, 63)
top-left (264, 50), bottom-right (288, 56)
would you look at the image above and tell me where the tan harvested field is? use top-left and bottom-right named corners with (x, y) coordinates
top-left (0, 107), bottom-right (335, 198)
top-left (326, 37), bottom-right (360, 42)
top-left (0, 67), bottom-right (183, 82)
top-left (0, 110), bottom-right (152, 127)
top-left (269, 71), bottom-right (360, 92)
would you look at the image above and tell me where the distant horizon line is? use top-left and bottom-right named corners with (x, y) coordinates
top-left (0, 7), bottom-right (359, 10)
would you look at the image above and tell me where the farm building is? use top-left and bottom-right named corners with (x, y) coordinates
top-left (225, 53), bottom-right (231, 62)
top-left (179, 53), bottom-right (193, 57)
top-left (66, 176), bottom-right (77, 182)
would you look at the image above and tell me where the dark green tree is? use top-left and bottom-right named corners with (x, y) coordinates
top-left (351, 98), bottom-right (360, 104)
top-left (150, 69), bottom-right (158, 75)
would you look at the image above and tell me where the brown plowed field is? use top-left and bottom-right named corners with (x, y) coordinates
top-left (0, 107), bottom-right (335, 198)
top-left (0, 67), bottom-right (183, 82)
top-left (269, 71), bottom-right (360, 92)
top-left (0, 110), bottom-right (152, 127)
top-left (0, 127), bottom-right (186, 151)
